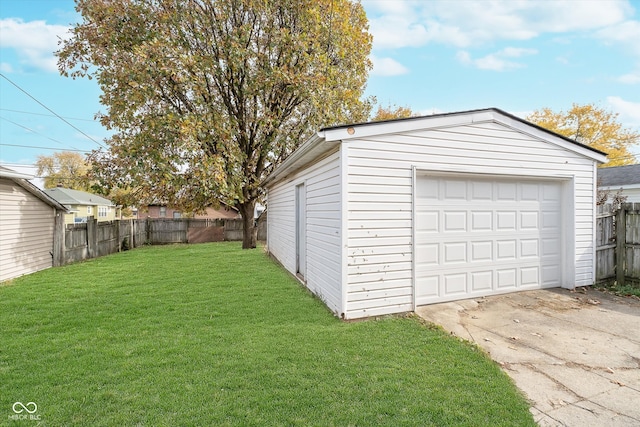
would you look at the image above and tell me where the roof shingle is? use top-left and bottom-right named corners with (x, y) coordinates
top-left (598, 164), bottom-right (640, 187)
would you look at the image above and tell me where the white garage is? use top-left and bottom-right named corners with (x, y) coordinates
top-left (265, 108), bottom-right (607, 319)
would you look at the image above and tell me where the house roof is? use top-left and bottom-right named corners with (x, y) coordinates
top-left (44, 187), bottom-right (115, 207)
top-left (598, 164), bottom-right (640, 187)
top-left (263, 107), bottom-right (608, 187)
top-left (0, 166), bottom-right (67, 211)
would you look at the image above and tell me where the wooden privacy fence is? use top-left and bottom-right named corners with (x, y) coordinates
top-left (596, 203), bottom-right (640, 286)
top-left (59, 216), bottom-right (266, 266)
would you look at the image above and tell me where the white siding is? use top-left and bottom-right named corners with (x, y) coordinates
top-left (344, 121), bottom-right (596, 318)
top-left (267, 149), bottom-right (343, 315)
top-left (0, 179), bottom-right (55, 282)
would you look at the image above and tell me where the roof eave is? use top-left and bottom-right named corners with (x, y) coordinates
top-left (12, 179), bottom-right (68, 212)
top-left (262, 132), bottom-right (334, 187)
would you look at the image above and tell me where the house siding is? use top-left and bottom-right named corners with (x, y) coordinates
top-left (267, 149), bottom-right (343, 314)
top-left (344, 121), bottom-right (596, 318)
top-left (0, 178), bottom-right (55, 282)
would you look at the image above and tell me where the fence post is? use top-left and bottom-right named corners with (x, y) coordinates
top-left (616, 206), bottom-right (626, 286)
top-left (114, 219), bottom-right (121, 252)
top-left (87, 216), bottom-right (97, 259)
top-left (52, 210), bottom-right (65, 266)
top-left (129, 219), bottom-right (134, 249)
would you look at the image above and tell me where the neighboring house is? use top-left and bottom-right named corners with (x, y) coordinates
top-left (598, 164), bottom-right (640, 203)
top-left (44, 187), bottom-right (118, 224)
top-left (0, 166), bottom-right (67, 282)
top-left (264, 108), bottom-right (607, 320)
top-left (138, 204), bottom-right (241, 219)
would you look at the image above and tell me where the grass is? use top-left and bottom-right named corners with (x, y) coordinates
top-left (594, 281), bottom-right (640, 298)
top-left (1, 243), bottom-right (535, 426)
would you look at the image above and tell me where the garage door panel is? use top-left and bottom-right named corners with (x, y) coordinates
top-left (471, 181), bottom-right (492, 200)
top-left (445, 273), bottom-right (467, 295)
top-left (471, 271), bottom-right (492, 291)
top-left (444, 180), bottom-right (467, 199)
top-left (416, 174), bottom-right (564, 305)
top-left (496, 239), bottom-right (518, 259)
top-left (444, 242), bottom-right (466, 263)
top-left (521, 183), bottom-right (540, 200)
top-left (444, 211), bottom-right (466, 231)
top-left (521, 266), bottom-right (540, 286)
top-left (471, 241), bottom-right (492, 261)
top-left (497, 211), bottom-right (517, 230)
top-left (497, 182), bottom-right (517, 200)
top-left (471, 211), bottom-right (492, 230)
top-left (521, 239), bottom-right (539, 257)
top-left (520, 211), bottom-right (539, 229)
top-left (543, 184), bottom-right (561, 201)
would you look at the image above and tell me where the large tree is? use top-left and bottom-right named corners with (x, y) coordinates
top-left (58, 0), bottom-right (373, 248)
top-left (35, 151), bottom-right (91, 190)
top-left (527, 103), bottom-right (639, 167)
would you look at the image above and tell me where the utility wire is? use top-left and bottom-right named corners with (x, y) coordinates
top-left (0, 116), bottom-right (83, 151)
top-left (0, 73), bottom-right (107, 149)
top-left (0, 143), bottom-right (88, 153)
top-left (0, 108), bottom-right (97, 122)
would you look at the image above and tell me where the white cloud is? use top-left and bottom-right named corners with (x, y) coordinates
top-left (607, 96), bottom-right (640, 127)
top-left (596, 20), bottom-right (640, 56)
top-left (0, 18), bottom-right (70, 73)
top-left (0, 62), bottom-right (14, 73)
top-left (457, 47), bottom-right (538, 71)
top-left (370, 55), bottom-right (409, 76)
top-left (364, 0), bottom-right (632, 50)
top-left (618, 72), bottom-right (640, 84)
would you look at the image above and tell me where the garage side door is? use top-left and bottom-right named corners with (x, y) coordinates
top-left (415, 174), bottom-right (563, 305)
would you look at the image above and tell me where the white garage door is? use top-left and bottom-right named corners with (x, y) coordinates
top-left (415, 174), bottom-right (564, 305)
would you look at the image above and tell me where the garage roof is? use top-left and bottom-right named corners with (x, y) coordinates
top-left (264, 108), bottom-right (608, 187)
top-left (0, 166), bottom-right (67, 211)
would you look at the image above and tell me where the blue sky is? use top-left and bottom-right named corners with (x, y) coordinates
top-left (1, 0), bottom-right (640, 181)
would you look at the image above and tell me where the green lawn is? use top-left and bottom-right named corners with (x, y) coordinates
top-left (1, 243), bottom-right (535, 426)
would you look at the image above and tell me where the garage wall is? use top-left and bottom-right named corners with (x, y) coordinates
top-left (0, 178), bottom-right (56, 282)
top-left (344, 120), bottom-right (596, 318)
top-left (267, 149), bottom-right (343, 314)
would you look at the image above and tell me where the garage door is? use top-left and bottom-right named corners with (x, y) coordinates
top-left (415, 173), bottom-right (563, 305)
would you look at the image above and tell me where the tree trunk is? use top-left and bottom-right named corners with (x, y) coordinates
top-left (238, 199), bottom-right (257, 249)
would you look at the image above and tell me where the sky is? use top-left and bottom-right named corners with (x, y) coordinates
top-left (1, 0), bottom-right (640, 184)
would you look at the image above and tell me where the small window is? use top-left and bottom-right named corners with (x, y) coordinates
top-left (173, 211), bottom-right (182, 219)
top-left (159, 207), bottom-right (167, 218)
top-left (98, 206), bottom-right (108, 218)
top-left (87, 206), bottom-right (92, 215)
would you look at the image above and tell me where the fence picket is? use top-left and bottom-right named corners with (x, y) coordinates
top-left (596, 203), bottom-right (640, 286)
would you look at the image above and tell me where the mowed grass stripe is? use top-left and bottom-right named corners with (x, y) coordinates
top-left (0, 242), bottom-right (534, 426)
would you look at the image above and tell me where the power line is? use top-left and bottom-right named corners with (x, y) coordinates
top-left (0, 73), bottom-right (107, 149)
top-left (0, 116), bottom-right (84, 151)
top-left (0, 108), bottom-right (97, 122)
top-left (0, 143), bottom-right (88, 153)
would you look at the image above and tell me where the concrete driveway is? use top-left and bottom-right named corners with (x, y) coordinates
top-left (416, 288), bottom-right (640, 426)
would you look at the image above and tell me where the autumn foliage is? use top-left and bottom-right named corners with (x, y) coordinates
top-left (58, 0), bottom-right (373, 248)
top-left (527, 104), bottom-right (639, 167)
